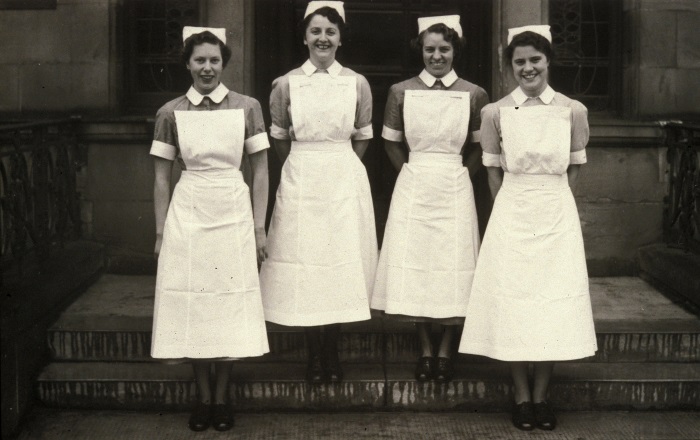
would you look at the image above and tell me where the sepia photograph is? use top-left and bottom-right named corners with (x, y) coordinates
top-left (1, 0), bottom-right (699, 438)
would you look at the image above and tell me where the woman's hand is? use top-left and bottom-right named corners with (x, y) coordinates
top-left (255, 227), bottom-right (268, 267)
top-left (154, 234), bottom-right (163, 259)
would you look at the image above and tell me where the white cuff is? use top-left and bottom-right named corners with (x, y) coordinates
top-left (150, 140), bottom-right (177, 160)
top-left (270, 123), bottom-right (290, 140)
top-left (570, 149), bottom-right (587, 165)
top-left (244, 132), bottom-right (271, 154)
top-left (482, 152), bottom-right (502, 167)
top-left (381, 125), bottom-right (403, 142)
top-left (470, 130), bottom-right (481, 143)
top-left (352, 124), bottom-right (374, 140)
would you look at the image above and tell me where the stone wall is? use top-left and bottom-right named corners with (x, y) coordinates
top-left (0, 0), bottom-right (254, 115)
top-left (624, 0), bottom-right (700, 118)
top-left (0, 0), bottom-right (113, 114)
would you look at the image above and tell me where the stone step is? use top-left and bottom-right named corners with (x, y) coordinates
top-left (47, 325), bottom-right (700, 364)
top-left (36, 361), bottom-right (700, 411)
top-left (47, 276), bottom-right (700, 363)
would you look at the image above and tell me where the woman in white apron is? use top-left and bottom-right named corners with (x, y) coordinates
top-left (259, 2), bottom-right (377, 384)
top-left (371, 16), bottom-right (488, 383)
top-left (458, 26), bottom-right (597, 431)
top-left (150, 27), bottom-right (270, 432)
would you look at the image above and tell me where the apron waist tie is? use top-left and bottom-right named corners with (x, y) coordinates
top-left (179, 168), bottom-right (243, 183)
top-left (408, 152), bottom-right (463, 166)
top-left (292, 140), bottom-right (352, 152)
top-left (503, 172), bottom-right (569, 189)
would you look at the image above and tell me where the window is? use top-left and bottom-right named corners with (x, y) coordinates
top-left (549, 0), bottom-right (621, 112)
top-left (125, 0), bottom-right (203, 111)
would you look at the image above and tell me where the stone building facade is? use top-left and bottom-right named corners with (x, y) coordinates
top-left (1, 0), bottom-right (698, 272)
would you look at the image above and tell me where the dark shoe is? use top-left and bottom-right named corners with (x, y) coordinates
top-left (211, 403), bottom-right (235, 431)
top-left (307, 353), bottom-right (325, 384)
top-left (325, 354), bottom-right (344, 383)
top-left (188, 402), bottom-right (210, 432)
top-left (511, 401), bottom-right (535, 431)
top-left (534, 401), bottom-right (557, 430)
top-left (414, 356), bottom-right (435, 382)
top-left (434, 357), bottom-right (453, 383)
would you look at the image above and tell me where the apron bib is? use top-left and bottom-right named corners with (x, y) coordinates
top-left (372, 91), bottom-right (480, 319)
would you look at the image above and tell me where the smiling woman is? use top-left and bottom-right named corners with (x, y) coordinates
top-left (149, 26), bottom-right (271, 433)
top-left (259, 1), bottom-right (377, 386)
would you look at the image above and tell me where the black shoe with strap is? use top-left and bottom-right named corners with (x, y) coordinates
top-left (414, 356), bottom-right (435, 382)
top-left (188, 401), bottom-right (211, 432)
top-left (434, 357), bottom-right (454, 383)
top-left (511, 401), bottom-right (536, 431)
top-left (211, 403), bottom-right (235, 431)
top-left (534, 401), bottom-right (557, 430)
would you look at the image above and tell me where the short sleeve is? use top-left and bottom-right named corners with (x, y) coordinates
top-left (480, 104), bottom-right (502, 167)
top-left (150, 107), bottom-right (178, 160)
top-left (469, 87), bottom-right (490, 144)
top-left (269, 75), bottom-right (291, 140)
top-left (570, 100), bottom-right (590, 164)
top-left (244, 98), bottom-right (270, 154)
top-left (352, 74), bottom-right (373, 140)
top-left (382, 84), bottom-right (404, 142)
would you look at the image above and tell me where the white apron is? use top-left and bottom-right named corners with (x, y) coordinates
top-left (151, 109), bottom-right (270, 359)
top-left (260, 74), bottom-right (377, 326)
top-left (458, 105), bottom-right (597, 361)
top-left (372, 90), bottom-right (480, 319)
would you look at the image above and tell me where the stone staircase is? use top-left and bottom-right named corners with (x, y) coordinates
top-left (36, 275), bottom-right (700, 411)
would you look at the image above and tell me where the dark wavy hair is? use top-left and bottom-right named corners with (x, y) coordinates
top-left (181, 31), bottom-right (232, 68)
top-left (300, 6), bottom-right (346, 40)
top-left (504, 31), bottom-right (554, 63)
top-left (411, 23), bottom-right (465, 61)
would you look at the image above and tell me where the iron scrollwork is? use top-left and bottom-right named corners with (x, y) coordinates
top-left (663, 121), bottom-right (700, 254)
top-left (0, 119), bottom-right (85, 279)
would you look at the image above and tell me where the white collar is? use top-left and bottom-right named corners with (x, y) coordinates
top-left (186, 83), bottom-right (229, 105)
top-left (418, 69), bottom-right (458, 88)
top-left (302, 59), bottom-right (343, 78)
top-left (511, 85), bottom-right (556, 105)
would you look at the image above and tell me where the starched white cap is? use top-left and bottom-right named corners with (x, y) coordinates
top-left (507, 25), bottom-right (552, 44)
top-left (182, 26), bottom-right (227, 45)
top-left (304, 1), bottom-right (345, 21)
top-left (418, 15), bottom-right (462, 38)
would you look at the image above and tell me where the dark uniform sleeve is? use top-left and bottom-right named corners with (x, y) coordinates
top-left (469, 87), bottom-right (490, 144)
top-left (269, 75), bottom-right (291, 140)
top-left (382, 84), bottom-right (404, 142)
top-left (244, 98), bottom-right (270, 154)
top-left (150, 106), bottom-right (178, 160)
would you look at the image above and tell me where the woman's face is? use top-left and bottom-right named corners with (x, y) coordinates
top-left (187, 42), bottom-right (223, 95)
top-left (511, 45), bottom-right (549, 97)
top-left (304, 14), bottom-right (341, 67)
top-left (422, 32), bottom-right (454, 78)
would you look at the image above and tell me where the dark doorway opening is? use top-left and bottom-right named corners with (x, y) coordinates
top-left (255, 0), bottom-right (492, 243)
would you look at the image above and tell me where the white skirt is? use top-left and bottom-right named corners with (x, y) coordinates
top-left (151, 169), bottom-right (270, 359)
top-left (372, 152), bottom-right (480, 319)
top-left (260, 141), bottom-right (377, 326)
top-left (458, 172), bottom-right (597, 361)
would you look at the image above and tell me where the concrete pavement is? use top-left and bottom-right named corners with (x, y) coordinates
top-left (17, 408), bottom-right (700, 440)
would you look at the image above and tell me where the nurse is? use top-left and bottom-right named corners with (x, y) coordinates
top-left (260, 1), bottom-right (377, 384)
top-left (150, 27), bottom-right (270, 432)
top-left (371, 15), bottom-right (488, 383)
top-left (458, 26), bottom-right (597, 431)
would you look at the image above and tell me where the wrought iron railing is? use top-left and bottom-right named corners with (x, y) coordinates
top-left (0, 118), bottom-right (85, 280)
top-left (662, 121), bottom-right (700, 254)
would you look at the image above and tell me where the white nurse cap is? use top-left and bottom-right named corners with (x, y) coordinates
top-left (304, 1), bottom-right (346, 21)
top-left (182, 26), bottom-right (227, 45)
top-left (418, 15), bottom-right (463, 38)
top-left (507, 25), bottom-right (552, 44)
